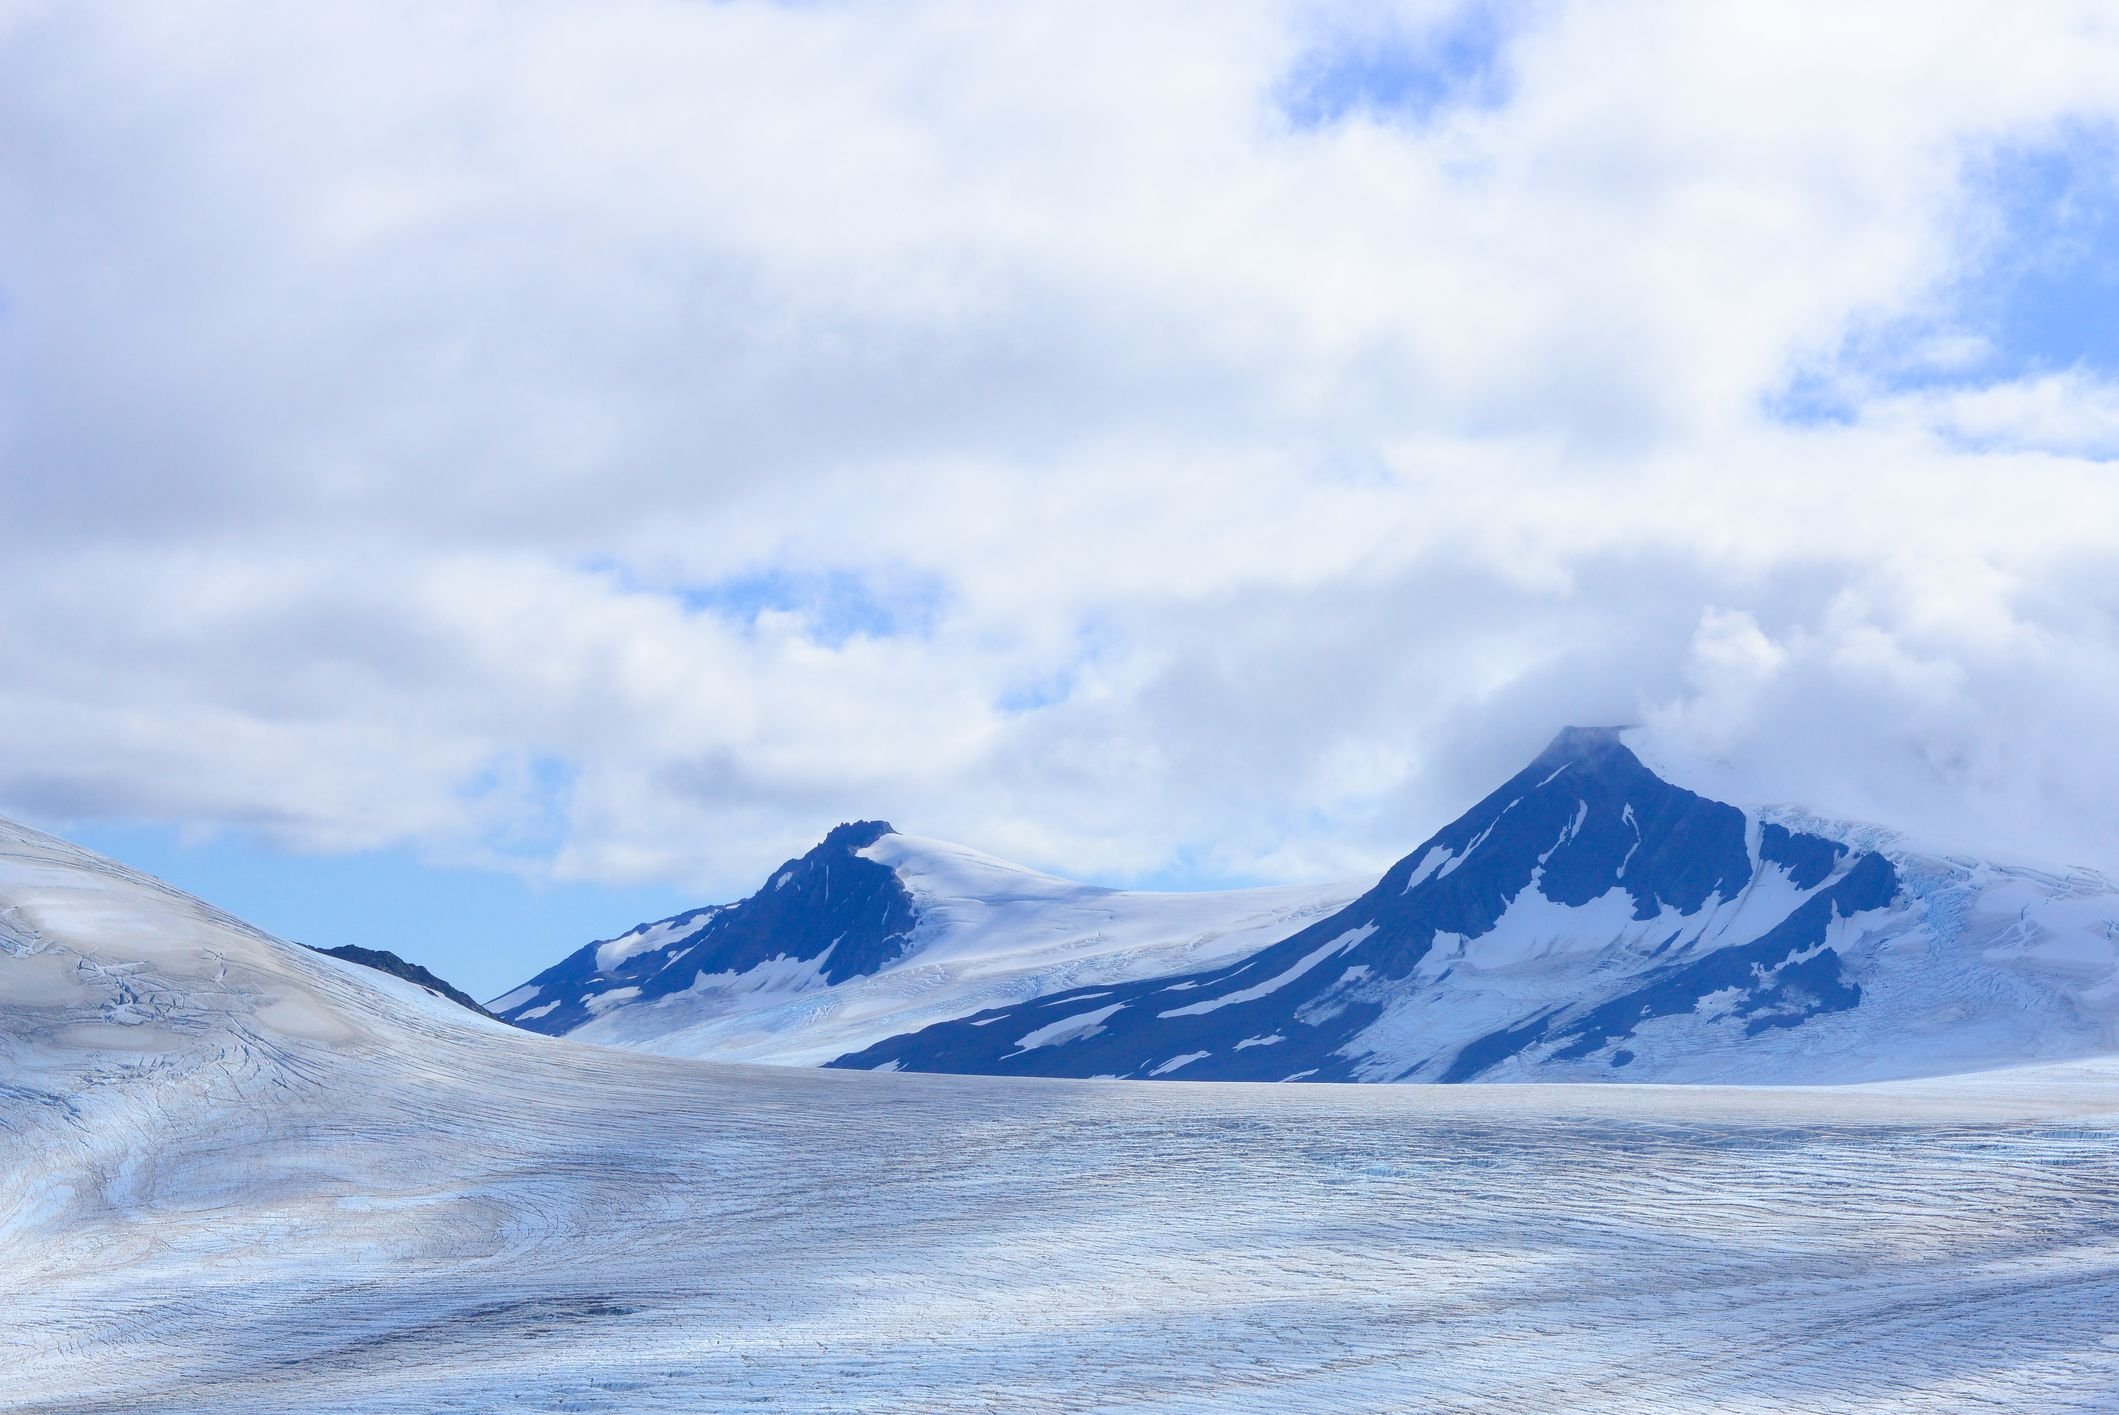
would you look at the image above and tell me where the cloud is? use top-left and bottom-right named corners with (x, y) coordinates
top-left (1892, 369), bottom-right (2119, 457)
top-left (1640, 565), bottom-right (2119, 869)
top-left (5, 0), bottom-right (2119, 898)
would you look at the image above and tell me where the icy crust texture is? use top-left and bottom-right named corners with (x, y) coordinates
top-left (836, 729), bottom-right (2117, 1084)
top-left (10, 817), bottom-right (2119, 1412)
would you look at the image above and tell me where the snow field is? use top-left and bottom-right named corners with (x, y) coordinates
top-left (7, 818), bottom-right (2119, 1411)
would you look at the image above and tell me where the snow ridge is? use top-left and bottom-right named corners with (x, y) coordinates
top-left (833, 728), bottom-right (2119, 1084)
top-left (491, 823), bottom-right (1360, 1067)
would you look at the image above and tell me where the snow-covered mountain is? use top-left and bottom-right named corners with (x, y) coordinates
top-left (15, 811), bottom-right (2119, 1410)
top-left (834, 727), bottom-right (2119, 1084)
top-left (488, 821), bottom-right (1360, 1064)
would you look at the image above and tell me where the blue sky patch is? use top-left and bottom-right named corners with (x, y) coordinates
top-left (995, 672), bottom-right (1076, 714)
top-left (679, 568), bottom-right (949, 646)
top-left (1952, 129), bottom-right (2119, 378)
top-left (456, 752), bottom-right (578, 861)
top-left (994, 617), bottom-right (1120, 715)
top-left (1768, 125), bottom-right (2119, 425)
top-left (1278, 2), bottom-right (1517, 130)
top-left (67, 823), bottom-right (695, 1003)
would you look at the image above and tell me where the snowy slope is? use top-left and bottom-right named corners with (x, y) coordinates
top-left (9, 813), bottom-right (2119, 1412)
top-left (839, 728), bottom-right (2119, 1084)
top-left (491, 821), bottom-right (1360, 1065)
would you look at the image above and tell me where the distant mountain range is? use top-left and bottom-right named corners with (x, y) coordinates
top-left (11, 785), bottom-right (2116, 1408)
top-left (490, 822), bottom-right (1358, 1065)
top-left (495, 728), bottom-right (2119, 1083)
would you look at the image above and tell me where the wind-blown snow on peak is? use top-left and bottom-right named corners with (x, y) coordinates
top-left (489, 823), bottom-right (1362, 1064)
top-left (832, 728), bottom-right (2119, 1084)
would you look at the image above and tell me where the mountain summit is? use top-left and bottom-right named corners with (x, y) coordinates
top-left (491, 819), bottom-right (919, 1035)
top-left (829, 728), bottom-right (1951, 1082)
top-left (495, 727), bottom-right (2119, 1085)
top-left (489, 821), bottom-right (1358, 1063)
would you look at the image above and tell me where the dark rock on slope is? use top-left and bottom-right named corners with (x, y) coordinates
top-left (829, 729), bottom-right (1899, 1082)
top-left (309, 943), bottom-right (505, 1022)
top-left (491, 821), bottom-right (918, 1034)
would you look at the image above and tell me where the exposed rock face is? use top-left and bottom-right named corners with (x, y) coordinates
top-left (492, 821), bottom-right (917, 1035)
top-left (310, 943), bottom-right (503, 1022)
top-left (832, 729), bottom-right (1911, 1082)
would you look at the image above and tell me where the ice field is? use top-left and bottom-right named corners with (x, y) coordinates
top-left (7, 816), bottom-right (2119, 1412)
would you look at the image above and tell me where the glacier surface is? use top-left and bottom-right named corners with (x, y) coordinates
top-left (8, 817), bottom-right (2119, 1411)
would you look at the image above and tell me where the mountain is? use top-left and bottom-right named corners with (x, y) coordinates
top-left (488, 821), bottom-right (1359, 1064)
top-left (832, 727), bottom-right (2119, 1083)
top-left (306, 942), bottom-right (502, 1020)
top-left (490, 820), bottom-right (918, 1038)
top-left (13, 813), bottom-right (2119, 1409)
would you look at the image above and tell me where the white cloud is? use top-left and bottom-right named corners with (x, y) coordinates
top-left (5, 0), bottom-right (2119, 895)
top-left (1892, 369), bottom-right (2119, 457)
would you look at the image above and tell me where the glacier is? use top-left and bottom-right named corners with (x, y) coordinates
top-left (9, 813), bottom-right (2119, 1409)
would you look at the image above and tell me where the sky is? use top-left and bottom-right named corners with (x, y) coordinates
top-left (6, 0), bottom-right (2119, 999)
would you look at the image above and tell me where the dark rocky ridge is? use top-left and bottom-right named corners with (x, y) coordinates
top-left (308, 943), bottom-right (504, 1022)
top-left (829, 729), bottom-right (1897, 1082)
top-left (494, 820), bottom-right (919, 1034)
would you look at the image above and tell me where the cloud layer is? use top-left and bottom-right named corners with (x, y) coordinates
top-left (6, 0), bottom-right (2119, 895)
